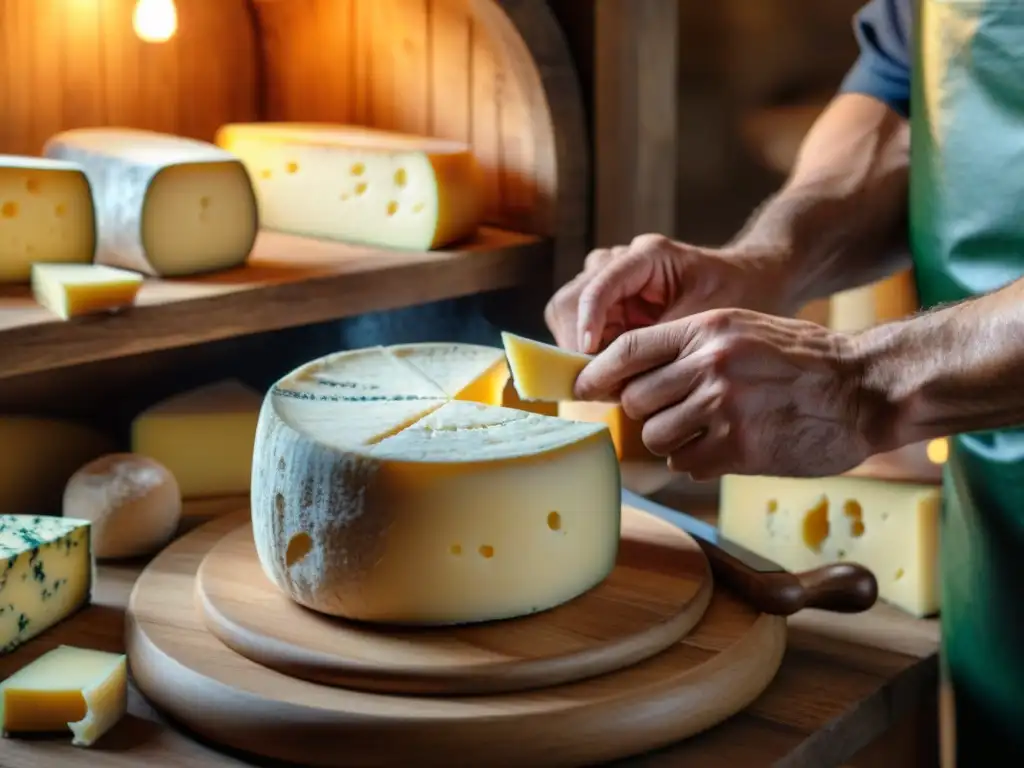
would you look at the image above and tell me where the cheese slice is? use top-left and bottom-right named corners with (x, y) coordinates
top-left (131, 380), bottom-right (262, 499)
top-left (719, 474), bottom-right (940, 617)
top-left (0, 515), bottom-right (93, 654)
top-left (0, 156), bottom-right (96, 283)
top-left (501, 332), bottom-right (593, 402)
top-left (43, 128), bottom-right (258, 277)
top-left (559, 401), bottom-right (657, 461)
top-left (253, 345), bottom-right (621, 625)
top-left (31, 263), bottom-right (143, 320)
top-left (215, 123), bottom-right (484, 250)
top-left (0, 645), bottom-right (126, 746)
top-left (0, 418), bottom-right (116, 515)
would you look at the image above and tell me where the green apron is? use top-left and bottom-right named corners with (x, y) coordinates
top-left (911, 0), bottom-right (1024, 758)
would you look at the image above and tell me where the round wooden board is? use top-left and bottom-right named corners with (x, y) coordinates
top-left (126, 511), bottom-right (788, 768)
top-left (195, 506), bottom-right (713, 695)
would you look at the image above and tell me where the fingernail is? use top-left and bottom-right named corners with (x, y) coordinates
top-left (582, 331), bottom-right (593, 353)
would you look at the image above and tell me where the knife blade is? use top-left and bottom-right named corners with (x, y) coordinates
top-left (621, 488), bottom-right (784, 572)
top-left (620, 488), bottom-right (879, 616)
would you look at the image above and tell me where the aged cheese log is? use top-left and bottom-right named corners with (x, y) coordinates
top-left (131, 380), bottom-right (262, 500)
top-left (43, 128), bottom-right (258, 277)
top-left (215, 123), bottom-right (485, 250)
top-left (31, 263), bottom-right (142, 320)
top-left (719, 474), bottom-right (940, 617)
top-left (0, 155), bottom-right (96, 283)
top-left (63, 454), bottom-right (181, 560)
top-left (0, 645), bottom-right (127, 746)
top-left (0, 418), bottom-right (115, 516)
top-left (252, 345), bottom-right (621, 625)
top-left (0, 515), bottom-right (93, 654)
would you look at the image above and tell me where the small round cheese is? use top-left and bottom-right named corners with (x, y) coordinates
top-left (63, 453), bottom-right (182, 560)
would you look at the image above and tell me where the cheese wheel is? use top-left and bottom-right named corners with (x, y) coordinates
top-left (0, 155), bottom-right (96, 283)
top-left (215, 123), bottom-right (484, 250)
top-left (63, 454), bottom-right (181, 560)
top-left (252, 345), bottom-right (621, 625)
top-left (43, 128), bottom-right (258, 277)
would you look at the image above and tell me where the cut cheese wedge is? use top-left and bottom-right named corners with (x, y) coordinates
top-left (31, 263), bottom-right (143, 320)
top-left (253, 344), bottom-right (621, 625)
top-left (719, 474), bottom-right (940, 617)
top-left (43, 128), bottom-right (258, 277)
top-left (0, 645), bottom-right (127, 746)
top-left (131, 380), bottom-right (262, 499)
top-left (501, 331), bottom-right (593, 402)
top-left (0, 155), bottom-right (96, 283)
top-left (215, 123), bottom-right (484, 250)
top-left (0, 515), bottom-right (93, 654)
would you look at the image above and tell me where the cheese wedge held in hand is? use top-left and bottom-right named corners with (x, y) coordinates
top-left (0, 645), bottom-right (127, 746)
top-left (44, 128), bottom-right (258, 277)
top-left (501, 332), bottom-right (593, 402)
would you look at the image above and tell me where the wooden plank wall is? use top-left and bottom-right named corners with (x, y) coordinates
top-left (0, 0), bottom-right (258, 154)
top-left (0, 0), bottom-right (557, 238)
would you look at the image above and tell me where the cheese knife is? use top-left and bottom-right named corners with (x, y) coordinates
top-left (621, 488), bottom-right (879, 616)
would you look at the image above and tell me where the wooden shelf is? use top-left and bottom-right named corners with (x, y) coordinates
top-left (0, 227), bottom-right (548, 380)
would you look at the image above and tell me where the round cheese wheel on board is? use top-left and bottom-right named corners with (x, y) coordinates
top-left (63, 453), bottom-right (182, 560)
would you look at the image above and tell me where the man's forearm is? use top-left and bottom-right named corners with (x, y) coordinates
top-left (852, 278), bottom-right (1024, 450)
top-left (729, 94), bottom-right (912, 312)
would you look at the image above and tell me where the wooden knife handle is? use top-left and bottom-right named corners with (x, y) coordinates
top-left (697, 542), bottom-right (879, 616)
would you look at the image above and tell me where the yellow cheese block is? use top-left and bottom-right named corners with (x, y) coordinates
top-left (31, 263), bottom-right (143, 320)
top-left (0, 515), bottom-right (93, 654)
top-left (501, 332), bottom-right (593, 402)
top-left (0, 155), bottom-right (96, 283)
top-left (44, 128), bottom-right (258, 277)
top-left (719, 474), bottom-right (940, 617)
top-left (254, 345), bottom-right (621, 625)
top-left (0, 418), bottom-right (116, 515)
top-left (0, 645), bottom-right (127, 746)
top-left (558, 401), bottom-right (657, 461)
top-left (215, 123), bottom-right (484, 250)
top-left (131, 380), bottom-right (262, 499)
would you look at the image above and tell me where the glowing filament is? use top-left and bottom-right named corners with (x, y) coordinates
top-left (133, 0), bottom-right (178, 43)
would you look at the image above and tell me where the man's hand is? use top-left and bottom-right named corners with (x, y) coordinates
top-left (544, 234), bottom-right (789, 355)
top-left (574, 309), bottom-right (876, 480)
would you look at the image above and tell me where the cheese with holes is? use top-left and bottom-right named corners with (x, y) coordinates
top-left (31, 263), bottom-right (142, 320)
top-left (252, 344), bottom-right (621, 625)
top-left (0, 418), bottom-right (115, 516)
top-left (719, 474), bottom-right (941, 617)
top-left (501, 332), bottom-right (593, 402)
top-left (0, 515), bottom-right (92, 654)
top-left (0, 156), bottom-right (96, 283)
top-left (0, 645), bottom-right (126, 746)
top-left (215, 123), bottom-right (484, 250)
top-left (131, 380), bottom-right (262, 499)
top-left (559, 402), bottom-right (657, 461)
top-left (63, 454), bottom-right (181, 560)
top-left (43, 128), bottom-right (258, 277)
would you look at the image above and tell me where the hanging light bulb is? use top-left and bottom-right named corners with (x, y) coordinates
top-left (133, 0), bottom-right (178, 43)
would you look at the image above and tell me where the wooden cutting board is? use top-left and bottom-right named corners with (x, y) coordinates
top-left (196, 509), bottom-right (712, 695)
top-left (126, 511), bottom-right (786, 767)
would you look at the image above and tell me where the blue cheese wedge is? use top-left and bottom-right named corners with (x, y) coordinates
top-left (0, 516), bottom-right (92, 654)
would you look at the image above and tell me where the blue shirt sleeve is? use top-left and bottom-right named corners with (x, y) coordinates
top-left (839, 0), bottom-right (913, 117)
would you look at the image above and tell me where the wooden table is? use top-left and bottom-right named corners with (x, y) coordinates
top-left (0, 495), bottom-right (940, 768)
